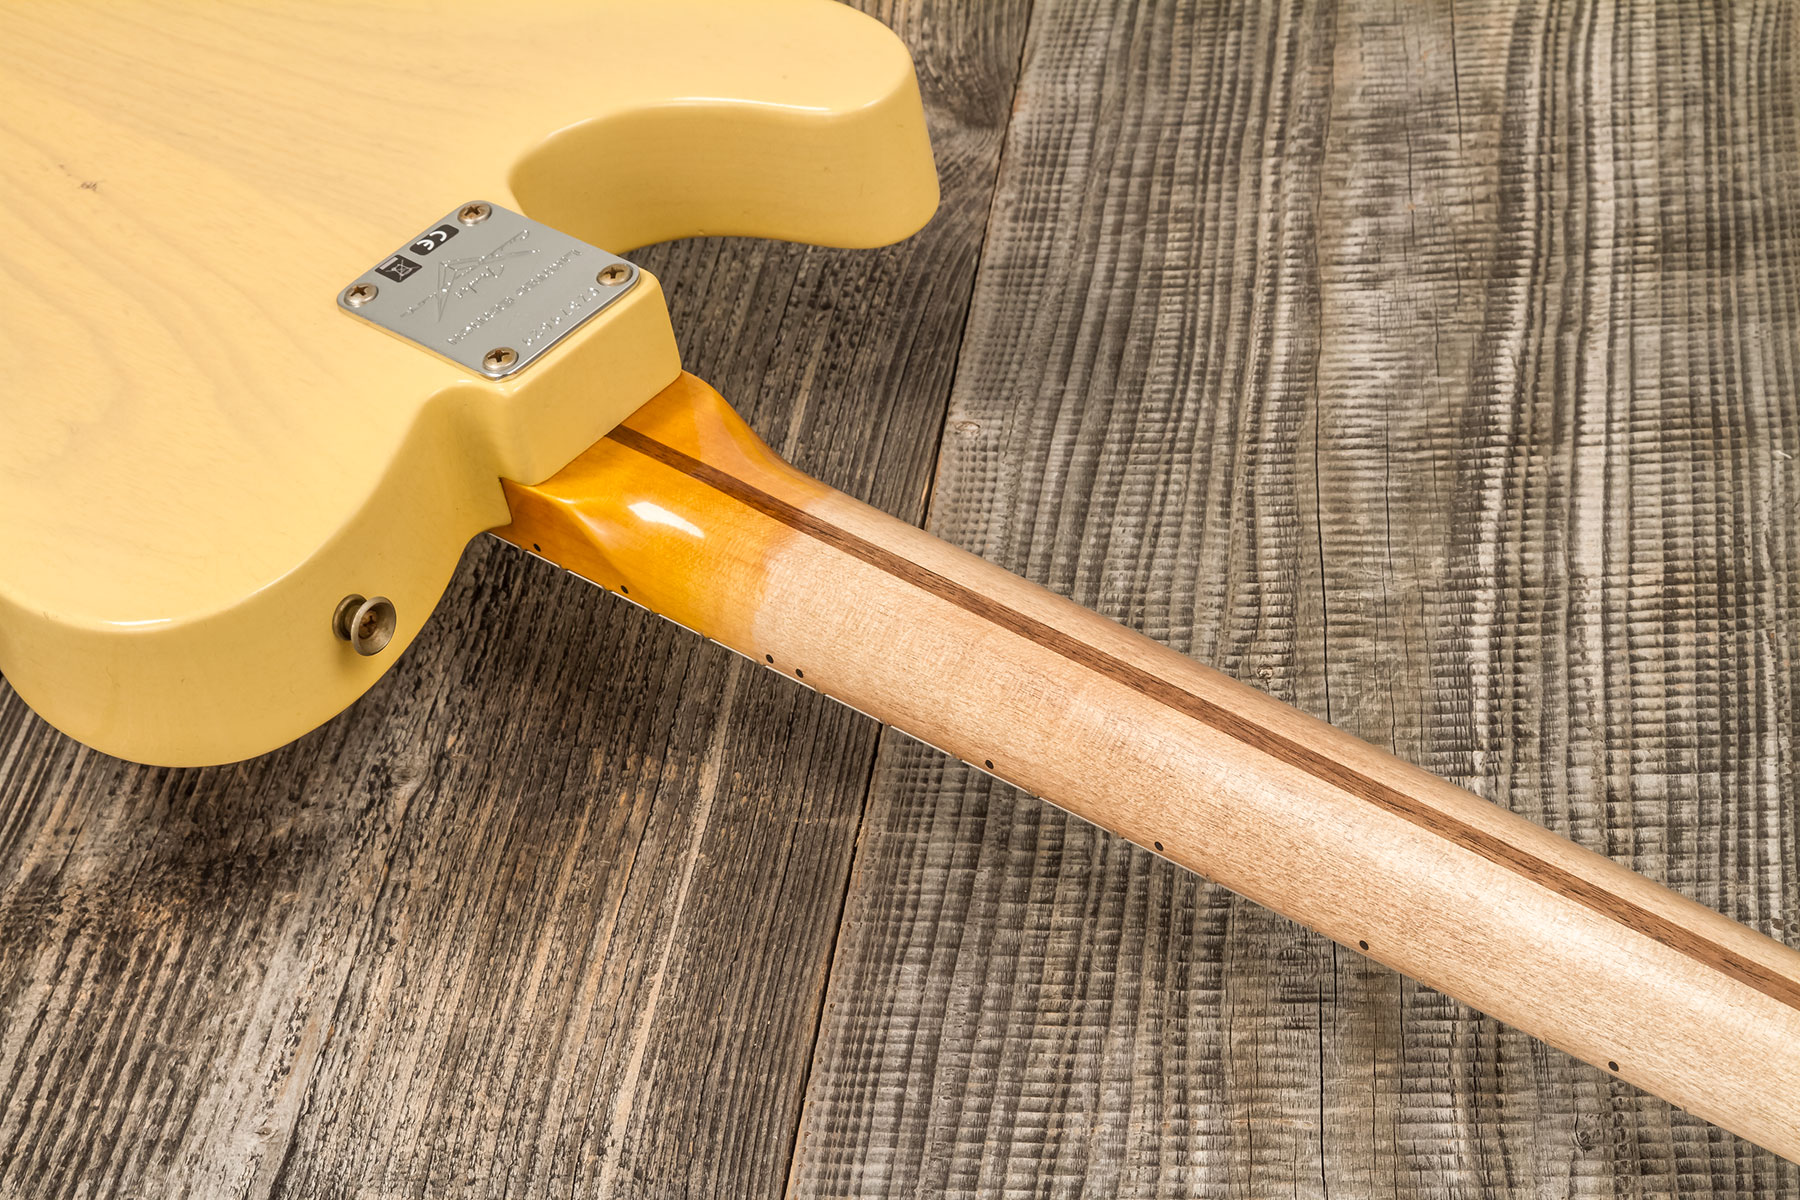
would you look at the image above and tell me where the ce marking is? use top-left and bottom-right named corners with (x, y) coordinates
top-left (408, 224), bottom-right (461, 257)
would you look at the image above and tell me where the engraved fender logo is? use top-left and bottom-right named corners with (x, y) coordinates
top-left (401, 230), bottom-right (539, 321)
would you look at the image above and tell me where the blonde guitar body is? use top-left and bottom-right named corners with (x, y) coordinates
top-left (4, 0), bottom-right (1800, 1170)
top-left (0, 0), bottom-right (935, 765)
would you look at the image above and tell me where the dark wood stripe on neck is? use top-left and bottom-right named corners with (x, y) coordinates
top-left (607, 423), bottom-right (1800, 1013)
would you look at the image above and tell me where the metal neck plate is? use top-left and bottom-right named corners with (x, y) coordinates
top-left (337, 201), bottom-right (640, 380)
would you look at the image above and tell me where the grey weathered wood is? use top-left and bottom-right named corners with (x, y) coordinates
top-left (6, 0), bottom-right (1800, 1196)
top-left (0, 2), bottom-right (1031, 1196)
top-left (792, 0), bottom-right (1800, 1196)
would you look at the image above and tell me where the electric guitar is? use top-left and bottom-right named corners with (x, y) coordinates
top-left (3, 0), bottom-right (1797, 1166)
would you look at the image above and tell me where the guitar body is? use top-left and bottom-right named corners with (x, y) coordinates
top-left (0, 0), bottom-right (935, 765)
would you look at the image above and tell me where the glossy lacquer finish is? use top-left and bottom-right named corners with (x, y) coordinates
top-left (0, 0), bottom-right (936, 765)
top-left (497, 373), bottom-right (1800, 1163)
top-left (500, 374), bottom-right (830, 654)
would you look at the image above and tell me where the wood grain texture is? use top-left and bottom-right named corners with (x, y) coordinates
top-left (792, 0), bottom-right (1800, 1196)
top-left (500, 372), bottom-right (1800, 1154)
top-left (4, 0), bottom-right (1800, 1196)
top-left (0, 2), bottom-right (1030, 1196)
top-left (0, 0), bottom-right (935, 767)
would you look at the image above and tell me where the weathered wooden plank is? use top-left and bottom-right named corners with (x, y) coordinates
top-left (791, 0), bottom-right (1800, 1196)
top-left (0, 2), bottom-right (1032, 1197)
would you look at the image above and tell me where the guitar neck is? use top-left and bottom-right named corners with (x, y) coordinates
top-left (495, 372), bottom-right (1800, 1161)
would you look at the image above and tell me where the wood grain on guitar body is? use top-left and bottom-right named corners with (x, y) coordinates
top-left (2, 0), bottom-right (1797, 1170)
